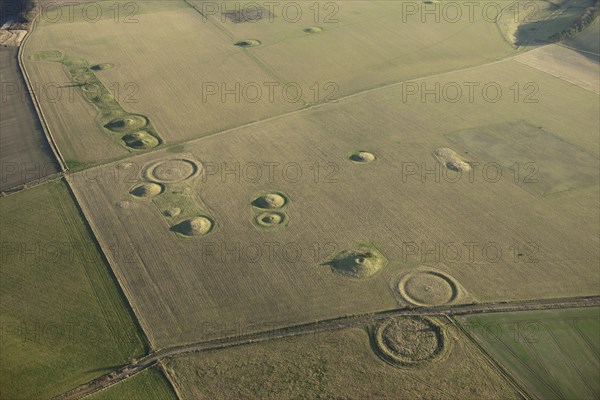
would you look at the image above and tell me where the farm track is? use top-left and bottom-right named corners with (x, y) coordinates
top-left (54, 295), bottom-right (600, 400)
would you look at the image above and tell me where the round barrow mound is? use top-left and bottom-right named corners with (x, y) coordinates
top-left (348, 150), bottom-right (376, 163)
top-left (251, 192), bottom-right (288, 209)
top-left (255, 211), bottom-right (288, 228)
top-left (432, 148), bottom-right (470, 172)
top-left (144, 158), bottom-right (201, 183)
top-left (104, 114), bottom-right (148, 133)
top-left (122, 131), bottom-right (160, 150)
top-left (327, 246), bottom-right (387, 278)
top-left (374, 316), bottom-right (446, 367)
top-left (116, 200), bottom-right (131, 209)
top-left (171, 216), bottom-right (214, 237)
top-left (90, 63), bottom-right (114, 71)
top-left (129, 182), bottom-right (164, 198)
top-left (163, 207), bottom-right (181, 218)
top-left (234, 39), bottom-right (261, 47)
top-left (303, 26), bottom-right (323, 33)
top-left (398, 270), bottom-right (459, 306)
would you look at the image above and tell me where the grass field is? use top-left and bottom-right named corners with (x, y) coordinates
top-left (461, 307), bottom-right (600, 400)
top-left (163, 318), bottom-right (520, 399)
top-left (0, 180), bottom-right (146, 399)
top-left (68, 56), bottom-right (599, 349)
top-left (0, 46), bottom-right (59, 191)
top-left (88, 366), bottom-right (177, 400)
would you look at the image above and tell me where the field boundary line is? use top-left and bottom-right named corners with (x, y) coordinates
top-left (558, 42), bottom-right (600, 56)
top-left (17, 12), bottom-right (68, 172)
top-left (157, 361), bottom-right (183, 400)
top-left (514, 54), bottom-right (600, 94)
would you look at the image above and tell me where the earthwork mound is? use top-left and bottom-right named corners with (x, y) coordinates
top-left (303, 26), bottom-right (323, 33)
top-left (144, 158), bottom-right (202, 183)
top-left (398, 270), bottom-right (459, 306)
top-left (255, 211), bottom-right (288, 228)
top-left (90, 63), bottom-right (114, 71)
top-left (374, 316), bottom-right (447, 367)
top-left (129, 182), bottom-right (164, 198)
top-left (251, 192), bottom-right (288, 209)
top-left (326, 245), bottom-right (387, 278)
top-left (348, 150), bottom-right (376, 163)
top-left (432, 148), bottom-right (470, 172)
top-left (171, 216), bottom-right (214, 237)
top-left (105, 115), bottom-right (148, 133)
top-left (224, 7), bottom-right (272, 23)
top-left (122, 131), bottom-right (160, 150)
top-left (234, 39), bottom-right (261, 47)
top-left (163, 207), bottom-right (181, 218)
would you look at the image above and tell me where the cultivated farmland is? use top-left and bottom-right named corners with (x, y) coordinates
top-left (68, 55), bottom-right (598, 349)
top-left (0, 180), bottom-right (146, 399)
top-left (461, 307), bottom-right (600, 400)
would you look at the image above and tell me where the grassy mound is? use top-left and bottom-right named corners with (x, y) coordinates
top-left (122, 131), bottom-right (160, 150)
top-left (326, 245), bottom-right (387, 278)
top-left (171, 216), bottom-right (214, 237)
top-left (234, 39), bottom-right (261, 47)
top-left (374, 316), bottom-right (446, 367)
top-left (116, 200), bottom-right (131, 209)
top-left (432, 148), bottom-right (470, 172)
top-left (163, 207), bottom-right (182, 218)
top-left (399, 270), bottom-right (459, 306)
top-left (144, 159), bottom-right (201, 183)
top-left (105, 115), bottom-right (148, 133)
top-left (303, 27), bottom-right (323, 33)
top-left (130, 182), bottom-right (164, 198)
top-left (348, 151), bottom-right (376, 163)
top-left (90, 63), bottom-right (114, 71)
top-left (255, 211), bottom-right (289, 228)
top-left (251, 192), bottom-right (288, 209)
